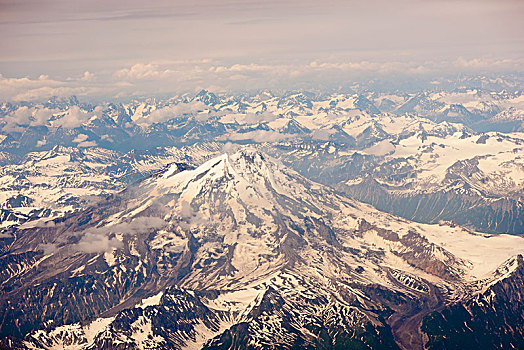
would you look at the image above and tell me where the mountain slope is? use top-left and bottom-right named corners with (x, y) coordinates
top-left (0, 149), bottom-right (523, 349)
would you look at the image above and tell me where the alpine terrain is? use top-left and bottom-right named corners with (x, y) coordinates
top-left (2, 0), bottom-right (524, 348)
top-left (1, 149), bottom-right (523, 349)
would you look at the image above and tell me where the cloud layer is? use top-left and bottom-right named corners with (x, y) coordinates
top-left (0, 0), bottom-right (522, 101)
top-left (1, 57), bottom-right (523, 102)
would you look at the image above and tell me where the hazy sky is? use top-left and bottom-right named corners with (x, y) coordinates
top-left (1, 0), bottom-right (523, 100)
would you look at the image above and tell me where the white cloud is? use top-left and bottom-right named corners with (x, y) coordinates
top-left (141, 100), bottom-right (207, 124)
top-left (0, 73), bottom-right (98, 102)
top-left (77, 140), bottom-right (97, 148)
top-left (0, 106), bottom-right (58, 132)
top-left (1, 56), bottom-right (523, 103)
top-left (1, 0), bottom-right (522, 98)
top-left (114, 63), bottom-right (175, 80)
top-left (0, 74), bottom-right (91, 101)
top-left (13, 86), bottom-right (89, 101)
top-left (74, 216), bottom-right (166, 253)
top-left (75, 231), bottom-right (123, 253)
top-left (219, 129), bottom-right (291, 143)
top-left (81, 71), bottom-right (95, 81)
top-left (52, 106), bottom-right (92, 128)
top-left (237, 112), bottom-right (279, 125)
top-left (221, 141), bottom-right (241, 153)
top-left (179, 200), bottom-right (193, 218)
top-left (453, 57), bottom-right (524, 71)
top-left (72, 133), bottom-right (89, 143)
top-left (0, 104), bottom-right (102, 132)
top-left (38, 242), bottom-right (59, 255)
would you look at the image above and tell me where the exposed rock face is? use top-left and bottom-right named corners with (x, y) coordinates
top-left (341, 178), bottom-right (524, 234)
top-left (422, 255), bottom-right (524, 350)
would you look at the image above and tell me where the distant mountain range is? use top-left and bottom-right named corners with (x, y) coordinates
top-left (0, 88), bottom-right (523, 155)
top-left (1, 89), bottom-right (522, 234)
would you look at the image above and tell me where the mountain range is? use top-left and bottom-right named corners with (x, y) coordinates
top-left (0, 149), bottom-right (523, 349)
top-left (1, 89), bottom-right (523, 234)
top-left (0, 84), bottom-right (523, 349)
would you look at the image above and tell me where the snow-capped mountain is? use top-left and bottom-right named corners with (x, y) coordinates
top-left (0, 143), bottom-right (222, 229)
top-left (1, 89), bottom-right (523, 234)
top-left (1, 86), bottom-right (523, 156)
top-left (1, 84), bottom-right (524, 348)
top-left (267, 129), bottom-right (524, 234)
top-left (1, 149), bottom-right (523, 349)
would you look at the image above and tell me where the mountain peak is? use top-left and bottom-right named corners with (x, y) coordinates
top-left (116, 148), bottom-right (327, 247)
top-left (150, 148), bottom-right (283, 207)
top-left (227, 147), bottom-right (266, 168)
top-left (194, 89), bottom-right (219, 105)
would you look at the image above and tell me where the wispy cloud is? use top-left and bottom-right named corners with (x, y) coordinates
top-left (138, 101), bottom-right (207, 124)
top-left (1, 57), bottom-right (523, 102)
top-left (0, 73), bottom-right (96, 101)
top-left (75, 231), bottom-right (124, 254)
top-left (218, 129), bottom-right (292, 143)
top-left (114, 63), bottom-right (175, 81)
top-left (73, 216), bottom-right (166, 253)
